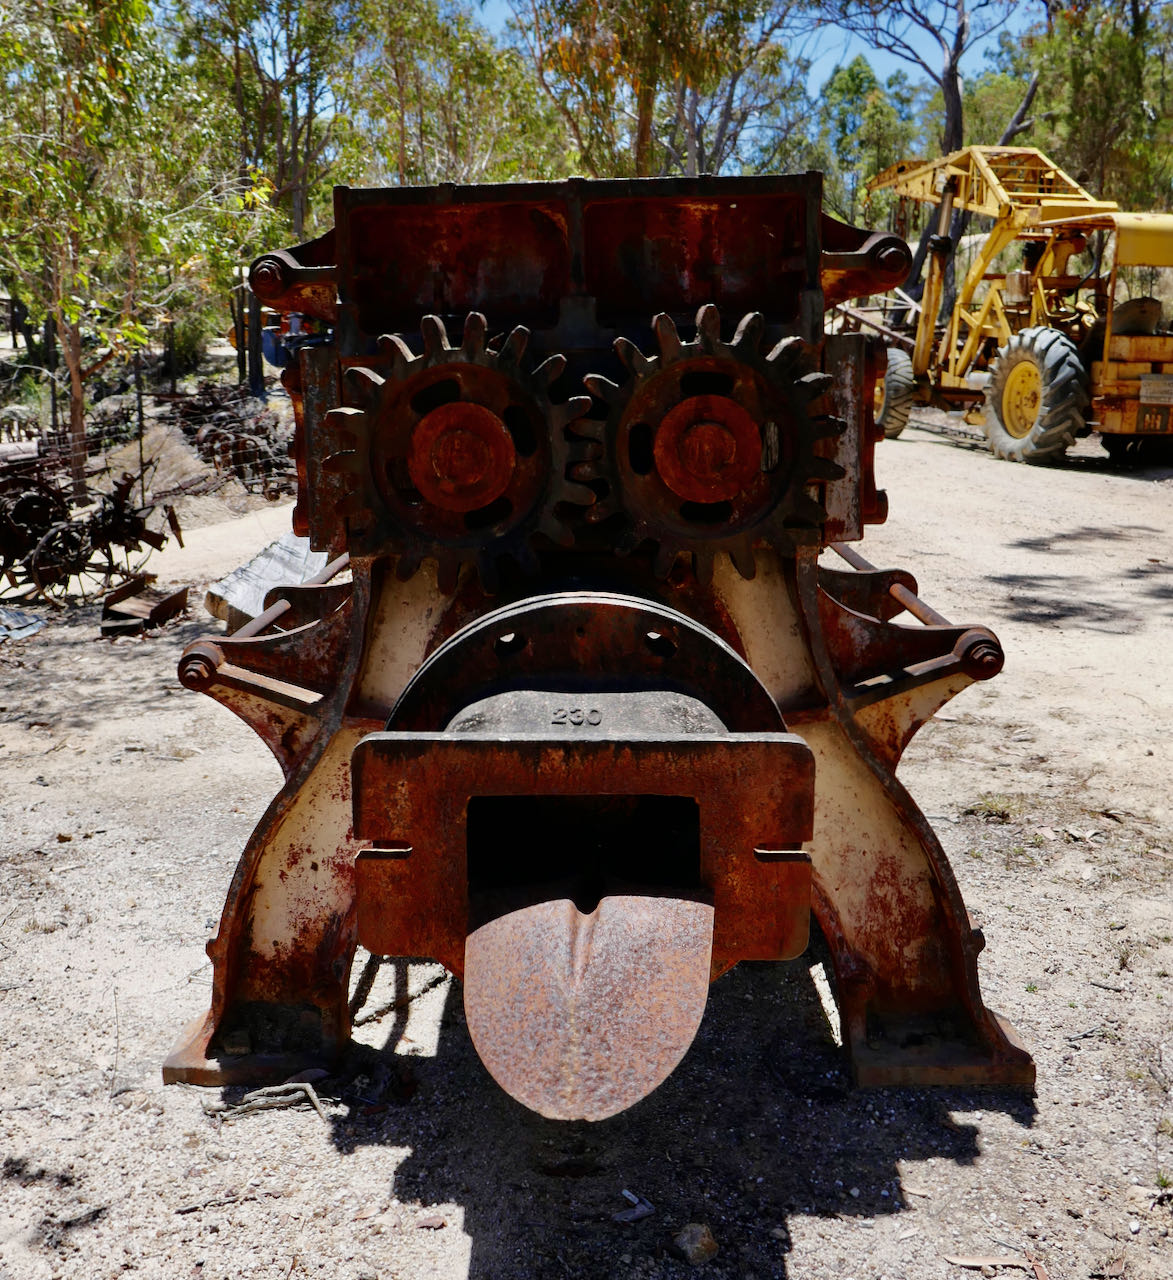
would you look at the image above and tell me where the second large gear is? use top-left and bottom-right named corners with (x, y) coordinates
top-left (581, 304), bottom-right (846, 582)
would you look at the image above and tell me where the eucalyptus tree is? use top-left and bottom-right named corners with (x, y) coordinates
top-left (176, 0), bottom-right (356, 237)
top-left (339, 0), bottom-right (574, 188)
top-left (508, 0), bottom-right (816, 178)
top-left (0, 0), bottom-right (264, 496)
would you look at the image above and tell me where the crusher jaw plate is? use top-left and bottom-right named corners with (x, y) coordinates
top-left (164, 175), bottom-right (1033, 1119)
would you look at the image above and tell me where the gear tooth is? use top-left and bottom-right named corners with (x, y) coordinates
top-left (652, 314), bottom-right (681, 362)
top-left (793, 494), bottom-right (829, 525)
top-left (322, 450), bottom-right (361, 475)
top-left (335, 491), bottom-right (369, 517)
top-left (496, 325), bottom-right (530, 368)
top-left (556, 395), bottom-right (592, 427)
top-left (613, 336), bottom-right (649, 376)
top-left (538, 513), bottom-right (574, 547)
top-left (811, 414), bottom-right (847, 441)
top-left (326, 405), bottom-right (365, 426)
top-left (394, 548), bottom-right (422, 581)
top-left (766, 335), bottom-right (805, 367)
top-left (561, 481), bottom-right (598, 509)
top-left (692, 548), bottom-right (717, 585)
top-left (694, 304), bottom-right (722, 350)
top-left (534, 353), bottom-right (566, 387)
top-left (568, 427), bottom-right (604, 453)
top-left (325, 427), bottom-right (361, 453)
top-left (434, 554), bottom-right (462, 595)
top-left (460, 312), bottom-right (488, 360)
top-left (566, 440), bottom-right (600, 465)
top-left (809, 456), bottom-right (846, 481)
top-left (799, 371), bottom-right (834, 398)
top-left (377, 333), bottom-right (416, 375)
top-left (569, 421), bottom-right (606, 449)
top-left (732, 312), bottom-right (765, 353)
top-left (728, 539), bottom-right (758, 581)
top-left (420, 314), bottom-right (449, 357)
top-left (344, 366), bottom-right (385, 405)
top-left (584, 373), bottom-right (621, 403)
top-left (585, 498), bottom-right (618, 525)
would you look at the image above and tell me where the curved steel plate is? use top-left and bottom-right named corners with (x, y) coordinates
top-left (464, 894), bottom-right (714, 1121)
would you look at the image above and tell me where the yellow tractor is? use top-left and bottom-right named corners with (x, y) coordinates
top-left (860, 146), bottom-right (1173, 463)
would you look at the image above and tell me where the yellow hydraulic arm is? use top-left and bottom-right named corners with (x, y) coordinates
top-left (868, 147), bottom-right (1118, 384)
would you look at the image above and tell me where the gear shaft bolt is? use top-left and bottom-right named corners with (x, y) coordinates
top-left (653, 395), bottom-right (762, 503)
top-left (408, 403), bottom-right (517, 513)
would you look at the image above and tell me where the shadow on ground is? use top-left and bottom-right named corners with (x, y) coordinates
top-left (0, 613), bottom-right (211, 735)
top-left (302, 949), bottom-right (1037, 1279)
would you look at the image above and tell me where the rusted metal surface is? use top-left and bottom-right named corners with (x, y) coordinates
top-left (165, 173), bottom-right (1033, 1107)
top-left (464, 895), bottom-right (715, 1121)
top-left (352, 729), bottom-right (815, 977)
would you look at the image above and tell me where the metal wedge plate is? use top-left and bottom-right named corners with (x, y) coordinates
top-left (463, 894), bottom-right (715, 1121)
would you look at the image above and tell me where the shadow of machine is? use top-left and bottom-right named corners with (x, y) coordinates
top-left (163, 174), bottom-right (1034, 1120)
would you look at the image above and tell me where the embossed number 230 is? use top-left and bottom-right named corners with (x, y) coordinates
top-left (551, 708), bottom-right (603, 726)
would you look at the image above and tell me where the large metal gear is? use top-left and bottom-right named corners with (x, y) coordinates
top-left (581, 304), bottom-right (845, 582)
top-left (323, 312), bottom-right (594, 592)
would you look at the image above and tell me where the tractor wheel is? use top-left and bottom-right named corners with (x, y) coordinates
top-left (877, 347), bottom-right (917, 439)
top-left (983, 327), bottom-right (1088, 463)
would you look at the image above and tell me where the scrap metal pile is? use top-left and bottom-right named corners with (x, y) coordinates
top-left (169, 382), bottom-right (294, 498)
top-left (165, 176), bottom-right (1034, 1117)
top-left (0, 445), bottom-right (176, 603)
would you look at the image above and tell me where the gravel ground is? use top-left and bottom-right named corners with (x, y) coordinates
top-left (1, 414), bottom-right (1171, 1280)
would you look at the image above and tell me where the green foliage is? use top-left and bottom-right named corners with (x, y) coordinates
top-left (917, 68), bottom-right (1040, 156)
top-left (510, 1), bottom-right (812, 178)
top-left (0, 0), bottom-right (273, 491)
top-left (1, 0), bottom-right (1170, 449)
top-left (1004, 2), bottom-right (1173, 209)
top-left (820, 0), bottom-right (1020, 154)
top-left (176, 0), bottom-right (356, 236)
top-left (336, 0), bottom-right (576, 186)
top-left (807, 57), bottom-right (919, 222)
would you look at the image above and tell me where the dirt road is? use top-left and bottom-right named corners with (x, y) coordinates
top-left (1, 419), bottom-right (1171, 1280)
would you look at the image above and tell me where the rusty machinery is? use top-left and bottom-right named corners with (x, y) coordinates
top-left (0, 466), bottom-right (179, 603)
top-left (163, 176), bottom-right (1034, 1119)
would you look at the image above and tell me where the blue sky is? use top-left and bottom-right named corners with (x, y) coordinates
top-left (477, 2), bottom-right (1038, 94)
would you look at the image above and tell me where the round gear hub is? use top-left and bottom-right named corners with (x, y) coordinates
top-left (322, 312), bottom-right (594, 592)
top-left (582, 305), bottom-right (845, 582)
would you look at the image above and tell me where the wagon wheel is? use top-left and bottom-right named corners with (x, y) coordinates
top-left (31, 522), bottom-right (119, 604)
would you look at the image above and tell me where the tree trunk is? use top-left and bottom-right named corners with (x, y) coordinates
top-left (12, 298), bottom-right (41, 363)
top-left (59, 318), bottom-right (86, 501)
top-left (633, 79), bottom-right (655, 176)
top-left (685, 86), bottom-right (699, 177)
top-left (394, 54), bottom-right (408, 184)
top-left (247, 290), bottom-right (265, 401)
top-left (233, 285), bottom-right (247, 385)
top-left (941, 63), bottom-right (964, 153)
top-left (998, 72), bottom-right (1039, 144)
top-left (941, 69), bottom-right (1045, 318)
top-left (46, 313), bottom-right (58, 436)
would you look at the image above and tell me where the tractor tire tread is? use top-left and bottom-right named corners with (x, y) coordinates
top-left (879, 347), bottom-right (917, 440)
top-left (983, 327), bottom-right (1089, 464)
